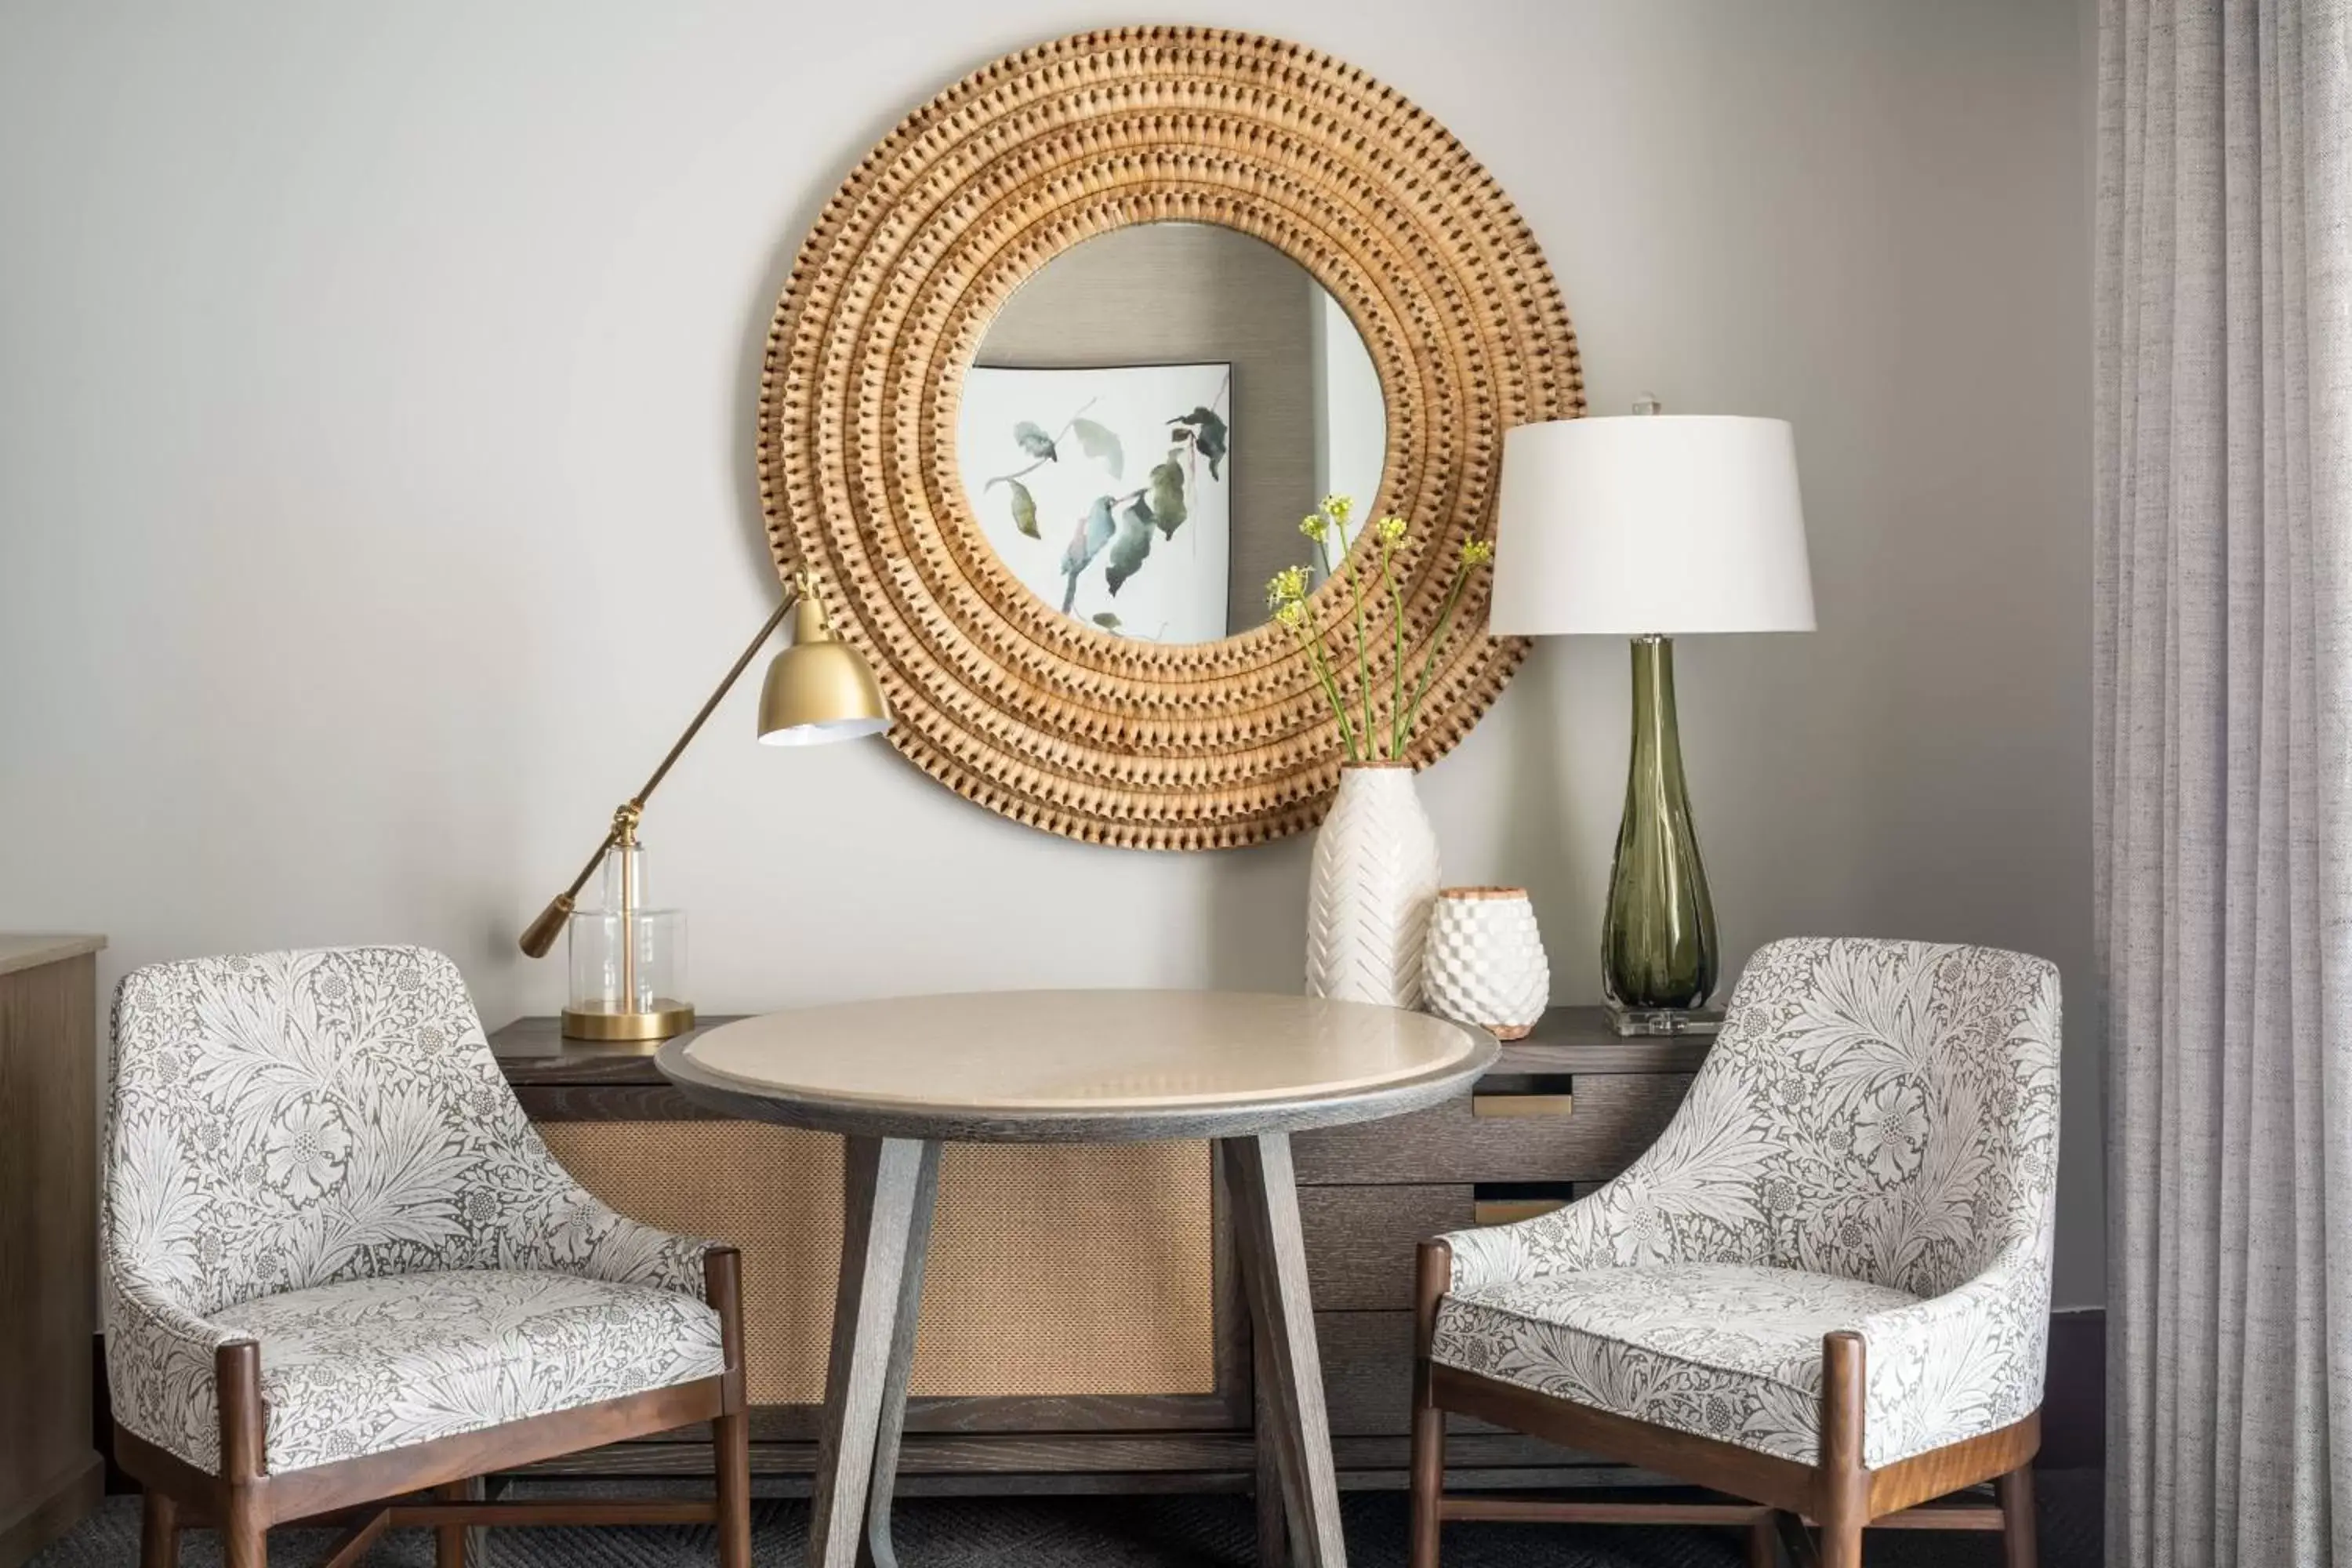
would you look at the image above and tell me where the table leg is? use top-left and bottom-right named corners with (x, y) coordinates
top-left (1222, 1132), bottom-right (1347, 1568)
top-left (859, 1140), bottom-right (939, 1568)
top-left (1254, 1312), bottom-right (1296, 1568)
top-left (808, 1136), bottom-right (938, 1568)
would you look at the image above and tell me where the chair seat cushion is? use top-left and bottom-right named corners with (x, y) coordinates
top-left (209, 1269), bottom-right (724, 1472)
top-left (1430, 1263), bottom-right (1919, 1465)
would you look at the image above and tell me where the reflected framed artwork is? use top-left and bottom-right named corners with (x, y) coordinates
top-left (958, 362), bottom-right (1232, 644)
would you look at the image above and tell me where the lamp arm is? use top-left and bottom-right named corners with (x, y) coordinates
top-left (628, 586), bottom-right (800, 811)
top-left (517, 582), bottom-right (803, 958)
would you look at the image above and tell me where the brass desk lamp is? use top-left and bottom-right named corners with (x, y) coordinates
top-left (519, 568), bottom-right (890, 1041)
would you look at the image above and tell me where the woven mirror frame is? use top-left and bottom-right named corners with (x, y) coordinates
top-left (759, 26), bottom-right (1584, 848)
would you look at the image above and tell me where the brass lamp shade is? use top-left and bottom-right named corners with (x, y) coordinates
top-left (758, 597), bottom-right (891, 746)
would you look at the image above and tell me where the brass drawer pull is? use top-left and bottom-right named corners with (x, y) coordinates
top-left (1472, 1092), bottom-right (1574, 1120)
top-left (1473, 1196), bottom-right (1568, 1225)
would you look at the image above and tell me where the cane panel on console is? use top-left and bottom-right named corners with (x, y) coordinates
top-left (536, 1123), bottom-right (1218, 1405)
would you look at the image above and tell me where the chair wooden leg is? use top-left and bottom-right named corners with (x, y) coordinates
top-left (218, 1342), bottom-right (269, 1568)
top-left (713, 1408), bottom-right (752, 1568)
top-left (222, 1491), bottom-right (267, 1568)
top-left (706, 1246), bottom-right (753, 1568)
top-left (1406, 1397), bottom-right (1445, 1568)
top-left (1745, 1512), bottom-right (1779, 1568)
top-left (1997, 1464), bottom-right (2038, 1568)
top-left (139, 1490), bottom-right (181, 1568)
top-left (433, 1478), bottom-right (481, 1568)
top-left (1408, 1240), bottom-right (1450, 1568)
top-left (1817, 1333), bottom-right (1867, 1568)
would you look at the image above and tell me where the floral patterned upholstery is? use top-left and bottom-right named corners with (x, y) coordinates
top-left (1433, 938), bottom-right (2060, 1468)
top-left (104, 946), bottom-right (725, 1475)
top-left (209, 1270), bottom-right (721, 1472)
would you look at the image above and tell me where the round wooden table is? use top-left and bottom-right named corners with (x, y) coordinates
top-left (659, 990), bottom-right (1497, 1568)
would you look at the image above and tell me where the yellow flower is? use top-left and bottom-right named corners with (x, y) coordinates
top-left (1298, 513), bottom-right (1329, 543)
top-left (1376, 515), bottom-right (1408, 544)
top-left (1320, 494), bottom-right (1354, 524)
top-left (1265, 564), bottom-right (1311, 608)
top-left (1275, 600), bottom-right (1308, 630)
top-left (1460, 539), bottom-right (1496, 567)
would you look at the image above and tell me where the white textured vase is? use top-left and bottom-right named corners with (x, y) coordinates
top-left (1421, 887), bottom-right (1552, 1039)
top-left (1305, 764), bottom-right (1443, 1008)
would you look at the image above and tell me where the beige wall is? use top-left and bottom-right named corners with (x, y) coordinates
top-left (0, 0), bottom-right (2100, 1304)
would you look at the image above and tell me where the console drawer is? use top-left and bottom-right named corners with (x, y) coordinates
top-left (1293, 1073), bottom-right (1692, 1185)
top-left (1316, 1310), bottom-right (1501, 1437)
top-left (1301, 1185), bottom-right (1472, 1311)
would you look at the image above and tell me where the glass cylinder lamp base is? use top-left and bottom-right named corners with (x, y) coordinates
top-left (1603, 1001), bottom-right (1725, 1038)
top-left (563, 878), bottom-right (691, 1044)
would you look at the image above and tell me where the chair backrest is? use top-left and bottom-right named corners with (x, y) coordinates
top-left (1639, 937), bottom-right (2060, 1298)
top-left (105, 946), bottom-right (572, 1319)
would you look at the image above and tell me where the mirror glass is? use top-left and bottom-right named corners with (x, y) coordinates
top-left (956, 222), bottom-right (1388, 643)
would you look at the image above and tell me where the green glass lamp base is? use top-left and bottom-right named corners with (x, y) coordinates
top-left (1600, 636), bottom-right (1720, 1014)
top-left (1604, 1001), bottom-right (1726, 1038)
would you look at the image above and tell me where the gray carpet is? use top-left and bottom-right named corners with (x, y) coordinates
top-left (35, 1475), bottom-right (2100, 1568)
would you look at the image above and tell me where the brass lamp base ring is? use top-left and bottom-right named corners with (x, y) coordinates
top-left (561, 1000), bottom-right (697, 1043)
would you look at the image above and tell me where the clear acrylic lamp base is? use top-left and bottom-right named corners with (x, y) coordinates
top-left (1603, 1001), bottom-right (1726, 1038)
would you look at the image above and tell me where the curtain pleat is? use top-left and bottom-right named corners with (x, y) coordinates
top-left (2098, 2), bottom-right (2352, 1564)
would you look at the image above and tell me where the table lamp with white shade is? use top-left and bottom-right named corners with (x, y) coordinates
top-left (1490, 405), bottom-right (1814, 1035)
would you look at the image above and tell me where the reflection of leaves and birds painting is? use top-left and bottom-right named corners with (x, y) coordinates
top-left (959, 364), bottom-right (1232, 641)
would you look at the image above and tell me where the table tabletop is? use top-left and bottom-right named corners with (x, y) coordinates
top-left (656, 989), bottom-right (1497, 1143)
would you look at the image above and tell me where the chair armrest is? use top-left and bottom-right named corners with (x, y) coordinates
top-left (1438, 1182), bottom-right (1643, 1294)
top-left (1438, 1069), bottom-right (1778, 1294)
top-left (103, 1272), bottom-right (254, 1473)
top-left (488, 1113), bottom-right (725, 1295)
top-left (502, 1177), bottom-right (724, 1298)
top-left (565, 1205), bottom-right (724, 1297)
top-left (1854, 1240), bottom-right (2052, 1468)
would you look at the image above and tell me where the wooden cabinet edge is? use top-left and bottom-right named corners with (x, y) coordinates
top-left (0, 946), bottom-right (103, 1568)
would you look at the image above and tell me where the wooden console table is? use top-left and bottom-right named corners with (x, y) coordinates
top-left (488, 1001), bottom-right (1708, 1515)
top-left (0, 935), bottom-right (106, 1568)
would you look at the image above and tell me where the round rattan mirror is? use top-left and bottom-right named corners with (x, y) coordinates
top-left (759, 27), bottom-right (1583, 848)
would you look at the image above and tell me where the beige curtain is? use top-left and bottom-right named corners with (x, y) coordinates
top-left (2096, 0), bottom-right (2352, 1563)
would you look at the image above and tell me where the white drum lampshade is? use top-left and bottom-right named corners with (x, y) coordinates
top-left (1490, 416), bottom-right (1814, 637)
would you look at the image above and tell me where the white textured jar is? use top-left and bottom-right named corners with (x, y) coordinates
top-left (1421, 887), bottom-right (1551, 1039)
top-left (1305, 764), bottom-right (1443, 1008)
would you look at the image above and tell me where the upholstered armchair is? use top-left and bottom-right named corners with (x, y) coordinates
top-left (1412, 938), bottom-right (2060, 1568)
top-left (104, 946), bottom-right (750, 1568)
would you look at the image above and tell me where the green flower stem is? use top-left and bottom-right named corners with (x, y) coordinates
top-left (1301, 528), bottom-right (1364, 758)
top-left (1314, 520), bottom-right (1370, 756)
top-left (1296, 622), bottom-right (1359, 760)
top-left (1288, 501), bottom-right (1486, 768)
top-left (1380, 546), bottom-right (1406, 759)
top-left (1399, 564), bottom-right (1474, 751)
top-left (1311, 532), bottom-right (1339, 590)
top-left (1334, 516), bottom-right (1374, 755)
